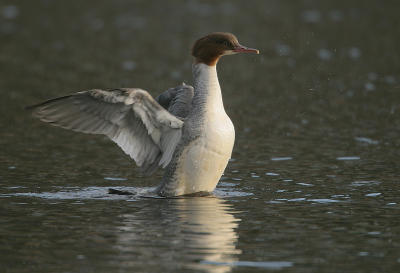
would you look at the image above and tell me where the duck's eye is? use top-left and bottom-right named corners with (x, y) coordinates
top-left (223, 41), bottom-right (228, 46)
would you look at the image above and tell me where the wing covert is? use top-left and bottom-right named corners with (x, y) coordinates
top-left (26, 88), bottom-right (184, 172)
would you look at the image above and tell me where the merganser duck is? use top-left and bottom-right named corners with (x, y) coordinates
top-left (26, 32), bottom-right (259, 197)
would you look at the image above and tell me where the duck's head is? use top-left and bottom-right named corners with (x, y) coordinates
top-left (190, 32), bottom-right (259, 66)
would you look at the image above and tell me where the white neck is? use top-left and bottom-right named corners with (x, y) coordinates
top-left (191, 63), bottom-right (225, 114)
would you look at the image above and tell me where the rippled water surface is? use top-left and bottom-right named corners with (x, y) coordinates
top-left (1, 1), bottom-right (400, 272)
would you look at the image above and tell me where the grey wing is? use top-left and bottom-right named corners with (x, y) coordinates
top-left (155, 84), bottom-right (194, 119)
top-left (26, 88), bottom-right (183, 174)
top-left (137, 84), bottom-right (194, 175)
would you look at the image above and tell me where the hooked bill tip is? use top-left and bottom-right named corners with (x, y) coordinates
top-left (233, 44), bottom-right (259, 54)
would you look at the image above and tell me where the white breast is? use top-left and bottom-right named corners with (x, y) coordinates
top-left (175, 112), bottom-right (235, 195)
top-left (157, 63), bottom-right (236, 196)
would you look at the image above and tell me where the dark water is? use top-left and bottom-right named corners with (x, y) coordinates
top-left (1, 1), bottom-right (400, 272)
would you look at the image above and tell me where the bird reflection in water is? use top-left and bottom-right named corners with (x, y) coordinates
top-left (113, 196), bottom-right (241, 273)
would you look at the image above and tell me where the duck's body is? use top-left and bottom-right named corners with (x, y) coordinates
top-left (26, 33), bottom-right (258, 197)
top-left (157, 63), bottom-right (235, 196)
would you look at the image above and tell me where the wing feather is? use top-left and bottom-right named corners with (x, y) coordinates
top-left (26, 88), bottom-right (184, 171)
top-left (155, 84), bottom-right (194, 118)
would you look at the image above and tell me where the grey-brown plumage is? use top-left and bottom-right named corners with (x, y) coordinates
top-left (25, 87), bottom-right (192, 175)
top-left (155, 84), bottom-right (193, 119)
top-left (26, 32), bottom-right (258, 197)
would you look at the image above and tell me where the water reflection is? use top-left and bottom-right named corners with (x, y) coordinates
top-left (114, 197), bottom-right (241, 272)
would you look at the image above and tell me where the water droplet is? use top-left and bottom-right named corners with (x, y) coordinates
top-left (170, 70), bottom-right (182, 80)
top-left (317, 49), bottom-right (333, 60)
top-left (365, 82), bottom-right (375, 91)
top-left (368, 72), bottom-right (378, 81)
top-left (301, 10), bottom-right (321, 23)
top-left (328, 10), bottom-right (344, 22)
top-left (122, 60), bottom-right (137, 71)
top-left (275, 44), bottom-right (291, 56)
top-left (91, 19), bottom-right (105, 31)
top-left (2, 5), bottom-right (19, 19)
top-left (348, 47), bottom-right (361, 59)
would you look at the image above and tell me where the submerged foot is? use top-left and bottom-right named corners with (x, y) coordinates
top-left (108, 188), bottom-right (134, 195)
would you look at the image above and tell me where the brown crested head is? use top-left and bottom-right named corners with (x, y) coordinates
top-left (190, 32), bottom-right (259, 66)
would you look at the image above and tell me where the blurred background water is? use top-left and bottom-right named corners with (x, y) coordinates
top-left (1, 0), bottom-right (399, 272)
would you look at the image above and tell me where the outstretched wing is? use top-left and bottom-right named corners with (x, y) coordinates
top-left (25, 88), bottom-right (184, 173)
